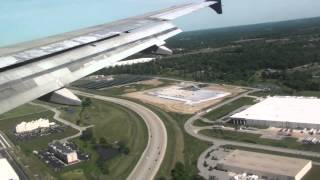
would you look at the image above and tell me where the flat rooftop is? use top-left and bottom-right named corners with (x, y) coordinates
top-left (231, 96), bottom-right (320, 124)
top-left (0, 158), bottom-right (19, 180)
top-left (148, 84), bottom-right (230, 105)
top-left (219, 150), bottom-right (311, 177)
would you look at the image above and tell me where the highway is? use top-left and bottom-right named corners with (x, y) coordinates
top-left (184, 91), bottom-right (320, 160)
top-left (73, 90), bottom-right (167, 180)
top-left (0, 131), bottom-right (28, 180)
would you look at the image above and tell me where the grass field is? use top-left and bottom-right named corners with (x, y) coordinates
top-left (57, 98), bottom-right (148, 180)
top-left (0, 103), bottom-right (48, 120)
top-left (71, 78), bottom-right (175, 98)
top-left (192, 119), bottom-right (214, 127)
top-left (204, 97), bottom-right (256, 121)
top-left (100, 83), bottom-right (155, 96)
top-left (303, 165), bottom-right (320, 180)
top-left (200, 129), bottom-right (320, 152)
top-left (294, 91), bottom-right (320, 98)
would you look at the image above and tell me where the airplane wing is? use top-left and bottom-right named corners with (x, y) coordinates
top-left (0, 0), bottom-right (222, 114)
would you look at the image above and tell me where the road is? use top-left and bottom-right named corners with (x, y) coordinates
top-left (29, 102), bottom-right (93, 142)
top-left (0, 131), bottom-right (28, 180)
top-left (73, 90), bottom-right (167, 180)
top-left (184, 90), bottom-right (320, 162)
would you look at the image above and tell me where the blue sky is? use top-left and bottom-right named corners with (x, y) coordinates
top-left (1, 0), bottom-right (320, 47)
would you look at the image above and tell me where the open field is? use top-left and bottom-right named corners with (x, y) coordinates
top-left (303, 165), bottom-right (320, 180)
top-left (73, 74), bottom-right (151, 90)
top-left (200, 129), bottom-right (320, 152)
top-left (124, 83), bottom-right (245, 114)
top-left (0, 103), bottom-right (48, 120)
top-left (192, 119), bottom-right (214, 127)
top-left (71, 78), bottom-right (174, 97)
top-left (204, 97), bottom-right (256, 121)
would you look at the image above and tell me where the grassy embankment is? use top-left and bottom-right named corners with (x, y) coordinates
top-left (203, 97), bottom-right (256, 121)
top-left (200, 129), bottom-right (320, 152)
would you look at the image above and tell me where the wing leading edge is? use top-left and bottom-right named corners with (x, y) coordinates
top-left (0, 0), bottom-right (222, 114)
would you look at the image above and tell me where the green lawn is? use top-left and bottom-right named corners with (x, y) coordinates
top-left (204, 97), bottom-right (256, 121)
top-left (100, 83), bottom-right (155, 95)
top-left (303, 165), bottom-right (320, 180)
top-left (0, 103), bottom-right (48, 120)
top-left (71, 78), bottom-right (175, 97)
top-left (250, 90), bottom-right (320, 98)
top-left (201, 129), bottom-right (320, 152)
top-left (294, 91), bottom-right (320, 98)
top-left (192, 119), bottom-right (214, 127)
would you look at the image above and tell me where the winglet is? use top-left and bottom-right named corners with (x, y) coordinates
top-left (207, 0), bottom-right (222, 14)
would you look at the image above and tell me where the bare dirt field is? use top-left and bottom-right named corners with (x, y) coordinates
top-left (136, 78), bottom-right (164, 86)
top-left (124, 83), bottom-right (246, 114)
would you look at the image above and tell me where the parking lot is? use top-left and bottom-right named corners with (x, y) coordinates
top-left (197, 144), bottom-right (234, 180)
top-left (13, 124), bottom-right (64, 141)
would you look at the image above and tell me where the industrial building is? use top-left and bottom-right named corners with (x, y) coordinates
top-left (48, 141), bottom-right (78, 164)
top-left (15, 118), bottom-right (56, 134)
top-left (217, 150), bottom-right (312, 180)
top-left (0, 158), bottom-right (20, 180)
top-left (231, 96), bottom-right (320, 129)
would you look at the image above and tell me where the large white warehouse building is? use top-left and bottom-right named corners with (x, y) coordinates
top-left (15, 118), bottom-right (55, 133)
top-left (231, 96), bottom-right (320, 129)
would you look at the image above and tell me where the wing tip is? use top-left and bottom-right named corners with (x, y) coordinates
top-left (207, 0), bottom-right (223, 14)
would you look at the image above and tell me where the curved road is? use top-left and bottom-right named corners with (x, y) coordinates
top-left (73, 90), bottom-right (167, 180)
top-left (29, 102), bottom-right (94, 142)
